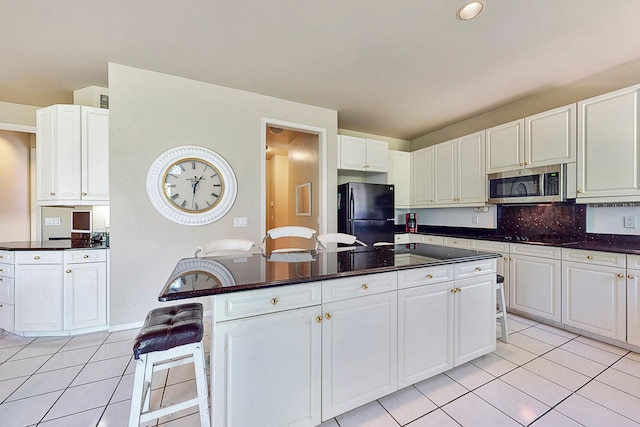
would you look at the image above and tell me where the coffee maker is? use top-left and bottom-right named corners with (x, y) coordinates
top-left (405, 213), bottom-right (417, 233)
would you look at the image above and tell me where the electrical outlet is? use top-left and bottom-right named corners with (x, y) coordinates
top-left (471, 215), bottom-right (479, 225)
top-left (624, 216), bottom-right (637, 228)
top-left (233, 217), bottom-right (248, 227)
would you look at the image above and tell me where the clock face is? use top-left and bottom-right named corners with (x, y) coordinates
top-left (162, 158), bottom-right (224, 213)
top-left (147, 146), bottom-right (237, 226)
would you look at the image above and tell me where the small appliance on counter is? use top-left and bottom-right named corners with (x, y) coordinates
top-left (406, 213), bottom-right (417, 233)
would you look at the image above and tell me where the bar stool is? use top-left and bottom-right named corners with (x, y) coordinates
top-left (496, 274), bottom-right (509, 343)
top-left (129, 303), bottom-right (210, 427)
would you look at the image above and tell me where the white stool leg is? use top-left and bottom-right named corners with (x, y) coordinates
top-left (129, 357), bottom-right (147, 427)
top-left (497, 282), bottom-right (509, 343)
top-left (193, 343), bottom-right (211, 427)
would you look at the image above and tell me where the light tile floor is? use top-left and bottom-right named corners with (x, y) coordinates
top-left (1, 314), bottom-right (640, 426)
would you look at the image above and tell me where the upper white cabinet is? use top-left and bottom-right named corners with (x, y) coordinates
top-left (434, 131), bottom-right (486, 206)
top-left (388, 150), bottom-right (411, 208)
top-left (411, 146), bottom-right (434, 206)
top-left (576, 84), bottom-right (640, 202)
top-left (338, 135), bottom-right (388, 172)
top-left (36, 105), bottom-right (109, 206)
top-left (486, 104), bottom-right (576, 174)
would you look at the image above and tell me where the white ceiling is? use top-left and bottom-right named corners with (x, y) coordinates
top-left (4, 0), bottom-right (640, 140)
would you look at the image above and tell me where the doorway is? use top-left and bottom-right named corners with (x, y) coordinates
top-left (262, 119), bottom-right (327, 252)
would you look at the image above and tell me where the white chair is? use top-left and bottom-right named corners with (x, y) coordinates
top-left (261, 226), bottom-right (319, 253)
top-left (496, 274), bottom-right (509, 343)
top-left (373, 242), bottom-right (394, 246)
top-left (194, 238), bottom-right (258, 257)
top-left (317, 232), bottom-right (367, 250)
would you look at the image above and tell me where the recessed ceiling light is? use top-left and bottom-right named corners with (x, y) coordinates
top-left (269, 127), bottom-right (284, 135)
top-left (457, 1), bottom-right (485, 20)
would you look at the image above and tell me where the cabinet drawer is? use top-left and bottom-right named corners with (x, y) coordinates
top-left (419, 235), bottom-right (444, 245)
top-left (628, 254), bottom-right (640, 270)
top-left (443, 237), bottom-right (471, 248)
top-left (214, 281), bottom-right (321, 322)
top-left (455, 259), bottom-right (496, 280)
top-left (563, 248), bottom-right (625, 268)
top-left (509, 243), bottom-right (561, 259)
top-left (394, 234), bottom-right (410, 244)
top-left (322, 272), bottom-right (397, 303)
top-left (0, 263), bottom-right (14, 278)
top-left (0, 251), bottom-right (14, 264)
top-left (397, 265), bottom-right (454, 289)
top-left (64, 249), bottom-right (107, 264)
top-left (15, 251), bottom-right (63, 264)
top-left (471, 240), bottom-right (510, 253)
top-left (0, 277), bottom-right (14, 304)
top-left (0, 302), bottom-right (14, 332)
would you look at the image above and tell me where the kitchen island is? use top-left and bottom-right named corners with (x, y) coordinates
top-left (160, 243), bottom-right (500, 427)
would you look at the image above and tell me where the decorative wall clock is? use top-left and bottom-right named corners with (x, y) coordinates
top-left (146, 145), bottom-right (237, 226)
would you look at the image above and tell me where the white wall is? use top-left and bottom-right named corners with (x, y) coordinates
top-left (0, 130), bottom-right (31, 241)
top-left (108, 63), bottom-right (338, 326)
top-left (395, 206), bottom-right (497, 229)
top-left (587, 206), bottom-right (640, 236)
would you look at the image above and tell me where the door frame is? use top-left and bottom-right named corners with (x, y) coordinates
top-left (261, 118), bottom-right (328, 239)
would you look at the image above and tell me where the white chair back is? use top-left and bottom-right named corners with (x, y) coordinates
top-left (261, 226), bottom-right (319, 253)
top-left (317, 233), bottom-right (367, 249)
top-left (195, 239), bottom-right (258, 257)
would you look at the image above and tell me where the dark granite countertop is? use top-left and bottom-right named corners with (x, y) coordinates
top-left (0, 241), bottom-right (109, 251)
top-left (159, 243), bottom-right (501, 301)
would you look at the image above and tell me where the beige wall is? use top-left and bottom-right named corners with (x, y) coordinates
top-left (412, 58), bottom-right (640, 149)
top-left (0, 102), bottom-right (38, 128)
top-left (0, 130), bottom-right (31, 241)
top-left (339, 128), bottom-right (411, 152)
top-left (288, 133), bottom-right (319, 230)
top-left (108, 63), bottom-right (338, 326)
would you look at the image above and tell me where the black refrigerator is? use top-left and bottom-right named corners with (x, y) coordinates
top-left (337, 182), bottom-right (395, 246)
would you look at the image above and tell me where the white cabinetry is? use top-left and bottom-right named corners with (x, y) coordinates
top-left (576, 84), bottom-right (640, 201)
top-left (471, 240), bottom-right (510, 308)
top-left (509, 243), bottom-right (561, 322)
top-left (36, 105), bottom-right (109, 205)
top-left (486, 119), bottom-right (525, 173)
top-left (338, 135), bottom-right (388, 172)
top-left (397, 261), bottom-right (496, 388)
top-left (0, 251), bottom-right (15, 332)
top-left (63, 250), bottom-right (107, 330)
top-left (321, 274), bottom-right (397, 419)
top-left (434, 132), bottom-right (486, 206)
top-left (411, 146), bottom-right (434, 206)
top-left (213, 282), bottom-right (322, 427)
top-left (388, 150), bottom-right (411, 207)
top-left (562, 249), bottom-right (626, 341)
top-left (627, 255), bottom-right (640, 346)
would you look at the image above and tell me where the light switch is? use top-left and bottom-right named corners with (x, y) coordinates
top-left (233, 217), bottom-right (248, 227)
top-left (45, 217), bottom-right (61, 226)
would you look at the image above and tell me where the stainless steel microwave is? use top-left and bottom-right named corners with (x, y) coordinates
top-left (488, 164), bottom-right (567, 204)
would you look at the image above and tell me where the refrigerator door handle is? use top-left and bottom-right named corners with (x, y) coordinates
top-left (349, 188), bottom-right (355, 221)
top-left (386, 218), bottom-right (395, 221)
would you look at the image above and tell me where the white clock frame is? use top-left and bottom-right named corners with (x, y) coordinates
top-left (147, 145), bottom-right (237, 226)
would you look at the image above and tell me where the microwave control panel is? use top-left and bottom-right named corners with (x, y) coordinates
top-left (545, 172), bottom-right (560, 196)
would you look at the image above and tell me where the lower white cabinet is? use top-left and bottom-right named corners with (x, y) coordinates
top-left (0, 251), bottom-right (15, 332)
top-left (64, 259), bottom-right (107, 330)
top-left (627, 262), bottom-right (640, 346)
top-left (322, 291), bottom-right (398, 420)
top-left (213, 306), bottom-right (322, 427)
top-left (509, 244), bottom-right (561, 322)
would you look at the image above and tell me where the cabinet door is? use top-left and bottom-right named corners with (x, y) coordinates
top-left (411, 147), bottom-right (434, 206)
top-left (365, 139), bottom-right (388, 172)
top-left (510, 254), bottom-right (561, 322)
top-left (213, 306), bottom-right (321, 427)
top-left (434, 139), bottom-right (457, 204)
top-left (525, 104), bottom-right (576, 167)
top-left (338, 136), bottom-right (367, 171)
top-left (486, 119), bottom-right (525, 173)
top-left (81, 107), bottom-right (109, 202)
top-left (398, 282), bottom-right (453, 388)
top-left (388, 150), bottom-right (411, 207)
top-left (454, 275), bottom-right (496, 365)
top-left (577, 85), bottom-right (640, 199)
top-left (36, 105), bottom-right (82, 202)
top-left (628, 270), bottom-right (640, 346)
top-left (15, 264), bottom-right (64, 331)
top-left (64, 262), bottom-right (107, 330)
top-left (562, 261), bottom-right (626, 341)
top-left (322, 291), bottom-right (397, 420)
top-left (458, 131), bottom-right (486, 204)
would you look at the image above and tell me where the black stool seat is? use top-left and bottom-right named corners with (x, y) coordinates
top-left (133, 303), bottom-right (204, 359)
top-left (496, 274), bottom-right (504, 283)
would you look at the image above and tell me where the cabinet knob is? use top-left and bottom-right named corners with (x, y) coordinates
top-left (83, 255), bottom-right (89, 259)
top-left (629, 275), bottom-right (635, 279)
top-left (34, 256), bottom-right (40, 260)
top-left (325, 312), bottom-right (332, 320)
top-left (82, 192), bottom-right (87, 196)
top-left (0, 304), bottom-right (3, 308)
top-left (270, 297), bottom-right (279, 305)
top-left (475, 267), bottom-right (482, 271)
top-left (577, 189), bottom-right (583, 193)
top-left (361, 284), bottom-right (368, 290)
top-left (426, 274), bottom-right (433, 279)
top-left (0, 278), bottom-right (3, 281)
top-left (525, 161), bottom-right (530, 165)
top-left (0, 268), bottom-right (3, 272)
top-left (66, 269), bottom-right (72, 273)
top-left (50, 192), bottom-right (55, 196)
top-left (450, 288), bottom-right (457, 294)
top-left (315, 315), bottom-right (323, 324)
top-left (587, 256), bottom-right (593, 260)
top-left (519, 162), bottom-right (524, 166)
top-left (618, 273), bottom-right (625, 278)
